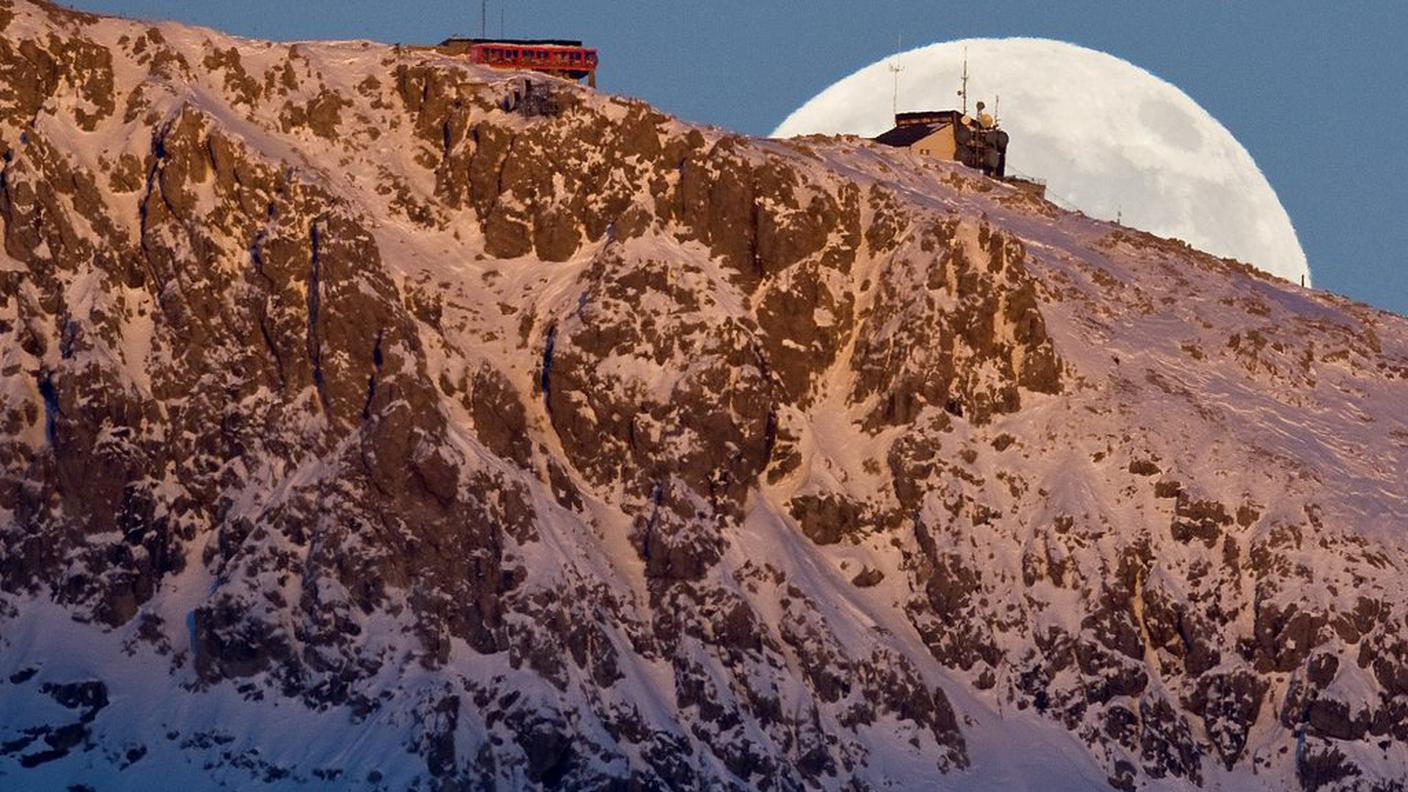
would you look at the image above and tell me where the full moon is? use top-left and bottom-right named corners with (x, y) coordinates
top-left (774, 38), bottom-right (1311, 286)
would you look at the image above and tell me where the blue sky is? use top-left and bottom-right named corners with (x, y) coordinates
top-left (70, 0), bottom-right (1408, 317)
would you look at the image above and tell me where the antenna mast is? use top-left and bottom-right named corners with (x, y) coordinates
top-left (480, 0), bottom-right (487, 37)
top-left (888, 35), bottom-right (904, 117)
top-left (958, 47), bottom-right (969, 114)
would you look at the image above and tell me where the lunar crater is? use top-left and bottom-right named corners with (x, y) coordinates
top-left (1138, 98), bottom-right (1205, 153)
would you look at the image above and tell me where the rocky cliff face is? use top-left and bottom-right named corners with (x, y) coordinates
top-left (1, 1), bottom-right (1406, 789)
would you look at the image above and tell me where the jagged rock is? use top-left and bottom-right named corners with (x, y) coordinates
top-left (788, 492), bottom-right (867, 545)
top-left (1297, 741), bottom-right (1361, 792)
top-left (1189, 670), bottom-right (1267, 769)
top-left (851, 566), bottom-right (884, 587)
top-left (40, 680), bottom-right (108, 723)
top-left (1171, 493), bottom-right (1234, 547)
top-left (1252, 602), bottom-right (1327, 673)
top-left (0, 1), bottom-right (1405, 788)
top-left (1128, 458), bottom-right (1161, 476)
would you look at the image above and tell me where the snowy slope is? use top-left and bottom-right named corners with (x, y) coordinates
top-left (0, 1), bottom-right (1406, 790)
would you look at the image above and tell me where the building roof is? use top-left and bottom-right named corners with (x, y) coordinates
top-left (441, 37), bottom-right (586, 48)
top-left (895, 110), bottom-right (963, 127)
top-left (873, 121), bottom-right (949, 148)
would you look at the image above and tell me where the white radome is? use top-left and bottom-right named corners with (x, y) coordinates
top-left (773, 38), bottom-right (1311, 286)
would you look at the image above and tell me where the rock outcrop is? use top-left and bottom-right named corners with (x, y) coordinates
top-left (1, 2), bottom-right (1407, 789)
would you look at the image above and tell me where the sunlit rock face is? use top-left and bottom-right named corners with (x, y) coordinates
top-left (1, 2), bottom-right (1407, 789)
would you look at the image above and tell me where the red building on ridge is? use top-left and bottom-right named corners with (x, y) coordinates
top-left (439, 38), bottom-right (598, 88)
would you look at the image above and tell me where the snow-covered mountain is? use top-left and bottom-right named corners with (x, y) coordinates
top-left (1, 1), bottom-right (1406, 789)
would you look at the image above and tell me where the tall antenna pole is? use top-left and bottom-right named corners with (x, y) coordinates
top-left (888, 35), bottom-right (904, 118)
top-left (958, 47), bottom-right (969, 115)
top-left (480, 0), bottom-right (487, 37)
